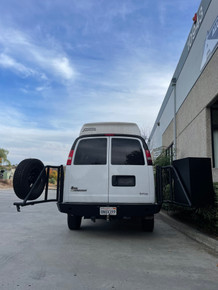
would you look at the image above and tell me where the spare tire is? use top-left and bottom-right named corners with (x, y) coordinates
top-left (13, 159), bottom-right (46, 200)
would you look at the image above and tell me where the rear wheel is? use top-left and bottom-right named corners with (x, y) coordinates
top-left (67, 214), bottom-right (82, 230)
top-left (141, 216), bottom-right (154, 232)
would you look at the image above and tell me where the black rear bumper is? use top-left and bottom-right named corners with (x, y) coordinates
top-left (57, 202), bottom-right (161, 218)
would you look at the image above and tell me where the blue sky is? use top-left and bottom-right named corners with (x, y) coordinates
top-left (0, 0), bottom-right (200, 165)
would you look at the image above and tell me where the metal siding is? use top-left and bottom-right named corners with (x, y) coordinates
top-left (177, 0), bottom-right (218, 109)
top-left (149, 0), bottom-right (217, 151)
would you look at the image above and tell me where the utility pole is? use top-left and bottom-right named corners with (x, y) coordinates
top-left (171, 77), bottom-right (177, 159)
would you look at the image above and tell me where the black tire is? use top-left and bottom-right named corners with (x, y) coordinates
top-left (141, 216), bottom-right (154, 232)
top-left (13, 159), bottom-right (46, 200)
top-left (67, 214), bottom-right (82, 230)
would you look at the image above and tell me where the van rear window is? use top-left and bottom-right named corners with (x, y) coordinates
top-left (111, 138), bottom-right (145, 165)
top-left (74, 138), bottom-right (107, 165)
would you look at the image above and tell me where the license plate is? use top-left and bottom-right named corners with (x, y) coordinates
top-left (100, 207), bottom-right (117, 216)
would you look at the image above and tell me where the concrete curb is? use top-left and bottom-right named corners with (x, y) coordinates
top-left (159, 211), bottom-right (218, 254)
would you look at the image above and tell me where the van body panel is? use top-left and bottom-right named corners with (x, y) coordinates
top-left (108, 137), bottom-right (154, 204)
top-left (63, 164), bottom-right (109, 203)
top-left (63, 134), bottom-right (155, 205)
top-left (63, 137), bottom-right (109, 203)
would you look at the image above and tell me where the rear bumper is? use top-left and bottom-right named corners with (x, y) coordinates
top-left (57, 202), bottom-right (161, 218)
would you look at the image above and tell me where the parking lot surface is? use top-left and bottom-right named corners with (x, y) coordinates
top-left (0, 189), bottom-right (218, 290)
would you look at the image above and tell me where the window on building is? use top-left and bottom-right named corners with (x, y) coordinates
top-left (211, 101), bottom-right (218, 168)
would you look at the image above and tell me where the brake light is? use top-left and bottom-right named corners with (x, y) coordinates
top-left (145, 150), bottom-right (153, 166)
top-left (104, 134), bottom-right (114, 136)
top-left (67, 150), bottom-right (74, 165)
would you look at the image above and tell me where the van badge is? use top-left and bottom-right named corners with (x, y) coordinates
top-left (82, 127), bottom-right (96, 132)
top-left (139, 192), bottom-right (148, 195)
top-left (71, 186), bottom-right (87, 192)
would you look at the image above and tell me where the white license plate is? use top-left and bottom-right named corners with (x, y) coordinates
top-left (100, 207), bottom-right (117, 216)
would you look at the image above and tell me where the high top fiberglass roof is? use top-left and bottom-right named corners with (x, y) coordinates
top-left (80, 122), bottom-right (141, 136)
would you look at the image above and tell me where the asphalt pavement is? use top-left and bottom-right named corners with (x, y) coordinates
top-left (159, 211), bottom-right (218, 254)
top-left (0, 188), bottom-right (217, 290)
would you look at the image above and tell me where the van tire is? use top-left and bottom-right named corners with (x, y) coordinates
top-left (13, 159), bottom-right (46, 200)
top-left (141, 216), bottom-right (154, 232)
top-left (67, 214), bottom-right (82, 230)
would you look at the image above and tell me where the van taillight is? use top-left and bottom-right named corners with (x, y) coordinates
top-left (145, 150), bottom-right (153, 166)
top-left (67, 150), bottom-right (74, 165)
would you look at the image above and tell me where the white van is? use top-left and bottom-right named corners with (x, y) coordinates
top-left (57, 122), bottom-right (161, 231)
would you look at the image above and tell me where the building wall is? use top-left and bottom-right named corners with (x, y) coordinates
top-left (149, 0), bottom-right (218, 152)
top-left (162, 49), bottom-right (218, 180)
top-left (149, 0), bottom-right (218, 181)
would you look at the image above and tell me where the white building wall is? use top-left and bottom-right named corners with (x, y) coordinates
top-left (176, 0), bottom-right (218, 110)
top-left (149, 0), bottom-right (218, 152)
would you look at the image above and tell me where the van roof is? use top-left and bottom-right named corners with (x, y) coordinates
top-left (80, 122), bottom-right (141, 136)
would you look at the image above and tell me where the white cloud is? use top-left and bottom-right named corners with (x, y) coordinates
top-left (51, 57), bottom-right (75, 80)
top-left (158, 2), bottom-right (167, 26)
top-left (0, 53), bottom-right (35, 77)
top-left (0, 103), bottom-right (26, 127)
top-left (0, 101), bottom-right (79, 165)
top-left (0, 123), bottom-right (79, 165)
top-left (0, 26), bottom-right (77, 84)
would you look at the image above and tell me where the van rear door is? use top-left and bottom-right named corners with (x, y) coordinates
top-left (64, 136), bottom-right (154, 205)
top-left (64, 137), bottom-right (109, 203)
top-left (108, 137), bottom-right (154, 204)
